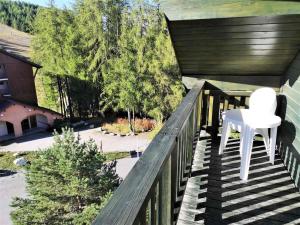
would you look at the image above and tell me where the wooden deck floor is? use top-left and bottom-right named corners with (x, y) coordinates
top-left (177, 131), bottom-right (300, 225)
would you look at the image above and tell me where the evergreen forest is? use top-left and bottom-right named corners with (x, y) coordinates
top-left (32, 0), bottom-right (184, 124)
top-left (0, 0), bottom-right (39, 33)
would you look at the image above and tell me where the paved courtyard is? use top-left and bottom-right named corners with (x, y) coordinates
top-left (0, 128), bottom-right (151, 152)
top-left (0, 157), bottom-right (139, 225)
top-left (0, 128), bottom-right (148, 225)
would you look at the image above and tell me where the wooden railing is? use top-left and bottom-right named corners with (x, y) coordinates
top-left (201, 90), bottom-right (252, 136)
top-left (93, 81), bottom-right (205, 225)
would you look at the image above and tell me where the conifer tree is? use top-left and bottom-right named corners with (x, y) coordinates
top-left (102, 0), bottom-right (184, 124)
top-left (11, 129), bottom-right (121, 225)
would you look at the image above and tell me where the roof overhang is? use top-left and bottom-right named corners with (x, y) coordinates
top-left (0, 48), bottom-right (42, 68)
top-left (161, 1), bottom-right (300, 79)
top-left (161, 0), bottom-right (300, 21)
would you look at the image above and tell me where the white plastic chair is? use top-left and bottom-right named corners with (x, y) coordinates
top-left (218, 88), bottom-right (281, 181)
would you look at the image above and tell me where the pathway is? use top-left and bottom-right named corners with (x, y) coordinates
top-left (0, 128), bottom-right (151, 152)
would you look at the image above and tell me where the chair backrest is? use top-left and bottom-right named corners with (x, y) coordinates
top-left (249, 87), bottom-right (277, 116)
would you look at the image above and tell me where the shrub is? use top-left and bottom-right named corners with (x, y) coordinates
top-left (52, 119), bottom-right (71, 132)
top-left (102, 117), bottom-right (155, 134)
top-left (11, 128), bottom-right (121, 225)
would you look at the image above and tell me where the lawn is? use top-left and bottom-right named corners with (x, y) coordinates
top-left (0, 151), bottom-right (130, 171)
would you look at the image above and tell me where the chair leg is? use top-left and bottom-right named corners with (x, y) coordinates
top-left (219, 120), bottom-right (231, 155)
top-left (239, 128), bottom-right (244, 157)
top-left (240, 126), bottom-right (254, 182)
top-left (269, 127), bottom-right (278, 164)
top-left (261, 128), bottom-right (270, 154)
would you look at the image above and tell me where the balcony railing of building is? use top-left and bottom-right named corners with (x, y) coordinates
top-left (93, 81), bottom-right (299, 225)
top-left (93, 81), bottom-right (205, 225)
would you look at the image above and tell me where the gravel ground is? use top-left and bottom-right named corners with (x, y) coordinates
top-left (0, 128), bottom-right (151, 153)
top-left (0, 157), bottom-right (139, 225)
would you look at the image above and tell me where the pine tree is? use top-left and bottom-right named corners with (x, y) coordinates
top-left (102, 0), bottom-right (184, 124)
top-left (143, 3), bottom-right (184, 122)
top-left (11, 128), bottom-right (121, 225)
top-left (0, 0), bottom-right (39, 33)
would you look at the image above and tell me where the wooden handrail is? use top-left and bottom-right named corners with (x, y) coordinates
top-left (92, 81), bottom-right (205, 225)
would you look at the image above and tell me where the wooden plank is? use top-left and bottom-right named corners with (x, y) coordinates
top-left (159, 158), bottom-right (172, 225)
top-left (174, 37), bottom-right (300, 46)
top-left (207, 90), bottom-right (252, 96)
top-left (177, 55), bottom-right (295, 62)
top-left (181, 69), bottom-right (284, 76)
top-left (211, 93), bottom-right (220, 137)
top-left (170, 22), bottom-right (300, 34)
top-left (183, 76), bottom-right (281, 91)
top-left (150, 188), bottom-right (157, 225)
top-left (177, 49), bottom-right (297, 56)
top-left (180, 65), bottom-right (286, 73)
top-left (177, 132), bottom-right (300, 224)
top-left (175, 44), bottom-right (300, 51)
top-left (173, 30), bottom-right (300, 41)
top-left (168, 14), bottom-right (300, 27)
top-left (161, 0), bottom-right (300, 21)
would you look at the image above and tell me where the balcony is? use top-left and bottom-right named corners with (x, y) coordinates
top-left (93, 81), bottom-right (300, 225)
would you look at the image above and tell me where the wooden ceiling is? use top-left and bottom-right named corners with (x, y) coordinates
top-left (167, 15), bottom-right (300, 76)
top-left (162, 1), bottom-right (300, 78)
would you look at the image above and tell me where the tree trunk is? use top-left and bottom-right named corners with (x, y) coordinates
top-left (132, 108), bottom-right (135, 134)
top-left (57, 76), bottom-right (63, 116)
top-left (127, 108), bottom-right (132, 132)
top-left (65, 77), bottom-right (74, 121)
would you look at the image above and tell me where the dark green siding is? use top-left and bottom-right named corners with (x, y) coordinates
top-left (182, 75), bottom-right (281, 91)
top-left (161, 0), bottom-right (300, 21)
top-left (279, 53), bottom-right (300, 190)
top-left (166, 15), bottom-right (300, 77)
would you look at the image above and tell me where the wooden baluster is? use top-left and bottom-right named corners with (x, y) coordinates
top-left (159, 158), bottom-right (172, 225)
top-left (177, 134), bottom-right (182, 194)
top-left (150, 187), bottom-right (157, 225)
top-left (202, 93), bottom-right (209, 127)
top-left (197, 93), bottom-right (202, 129)
top-left (235, 96), bottom-right (241, 108)
top-left (224, 97), bottom-right (229, 112)
top-left (139, 206), bottom-right (147, 225)
top-left (240, 96), bottom-right (246, 109)
top-left (208, 94), bottom-right (214, 127)
top-left (212, 93), bottom-right (220, 138)
top-left (171, 144), bottom-right (178, 207)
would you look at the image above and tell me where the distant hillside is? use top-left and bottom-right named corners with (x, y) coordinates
top-left (0, 23), bottom-right (31, 58)
top-left (0, 0), bottom-right (39, 33)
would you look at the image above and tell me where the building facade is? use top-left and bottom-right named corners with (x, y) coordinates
top-left (0, 49), bottom-right (62, 139)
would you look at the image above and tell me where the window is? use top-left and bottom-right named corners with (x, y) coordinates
top-left (0, 64), bottom-right (5, 76)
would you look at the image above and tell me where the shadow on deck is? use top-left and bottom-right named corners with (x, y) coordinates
top-left (178, 131), bottom-right (300, 225)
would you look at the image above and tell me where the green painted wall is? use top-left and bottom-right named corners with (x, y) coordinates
top-left (278, 53), bottom-right (300, 190)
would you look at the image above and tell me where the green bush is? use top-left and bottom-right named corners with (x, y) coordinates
top-left (52, 119), bottom-right (71, 132)
top-left (11, 128), bottom-right (121, 225)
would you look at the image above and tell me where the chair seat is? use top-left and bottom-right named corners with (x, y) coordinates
top-left (223, 109), bottom-right (281, 129)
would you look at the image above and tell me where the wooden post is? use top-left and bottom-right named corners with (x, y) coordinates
top-left (197, 92), bottom-right (203, 130)
top-left (150, 188), bottom-right (157, 225)
top-left (159, 158), bottom-right (172, 225)
top-left (171, 145), bottom-right (178, 205)
top-left (212, 93), bottom-right (220, 138)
